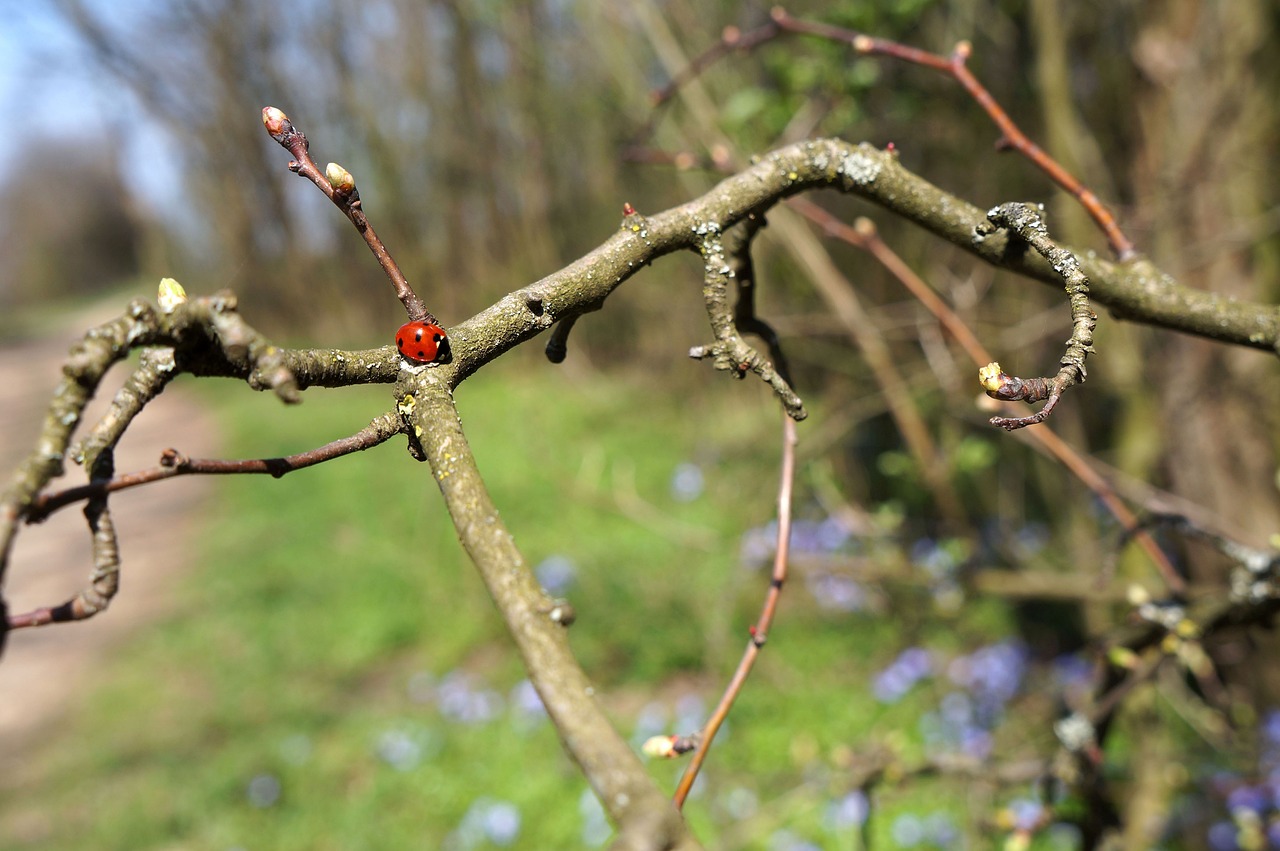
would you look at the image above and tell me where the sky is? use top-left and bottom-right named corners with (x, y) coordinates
top-left (0, 2), bottom-right (187, 220)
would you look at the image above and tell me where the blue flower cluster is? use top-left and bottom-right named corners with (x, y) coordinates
top-left (889, 811), bottom-right (959, 848)
top-left (535, 554), bottom-right (578, 595)
top-left (740, 516), bottom-right (870, 612)
top-left (1204, 710), bottom-right (1280, 850)
top-left (873, 647), bottom-right (934, 703)
top-left (445, 797), bottom-right (522, 849)
top-left (872, 641), bottom-right (1029, 762)
top-left (739, 517), bottom-right (855, 569)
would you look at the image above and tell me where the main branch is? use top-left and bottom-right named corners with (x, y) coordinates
top-left (426, 141), bottom-right (1279, 375)
top-left (398, 372), bottom-right (699, 851)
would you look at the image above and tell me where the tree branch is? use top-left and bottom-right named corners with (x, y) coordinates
top-left (397, 371), bottom-right (700, 851)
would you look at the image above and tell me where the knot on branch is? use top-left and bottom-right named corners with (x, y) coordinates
top-left (183, 293), bottom-right (300, 403)
top-left (974, 204), bottom-right (1097, 430)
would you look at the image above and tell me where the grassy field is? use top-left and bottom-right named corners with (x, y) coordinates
top-left (0, 346), bottom-right (1051, 850)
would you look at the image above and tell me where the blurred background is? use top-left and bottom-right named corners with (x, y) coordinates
top-left (1, 1), bottom-right (1278, 849)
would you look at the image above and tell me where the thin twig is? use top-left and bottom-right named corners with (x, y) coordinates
top-left (787, 201), bottom-right (1184, 594)
top-left (975, 203), bottom-right (1097, 431)
top-left (644, 8), bottom-right (1137, 260)
top-left (8, 495), bottom-right (120, 628)
top-left (673, 414), bottom-right (797, 808)
top-left (261, 107), bottom-right (441, 327)
top-left (25, 412), bottom-right (405, 524)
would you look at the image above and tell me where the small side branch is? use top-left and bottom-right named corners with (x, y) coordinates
top-left (689, 218), bottom-right (806, 420)
top-left (72, 347), bottom-right (179, 475)
top-left (975, 203), bottom-right (1097, 431)
top-left (25, 413), bottom-right (405, 524)
top-left (1124, 513), bottom-right (1279, 604)
top-left (261, 107), bottom-right (440, 328)
top-left (9, 495), bottom-right (120, 629)
top-left (544, 203), bottom-right (642, 365)
top-left (668, 414), bottom-right (798, 808)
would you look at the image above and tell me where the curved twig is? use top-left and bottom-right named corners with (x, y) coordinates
top-left (688, 217), bottom-right (806, 419)
top-left (25, 413), bottom-right (405, 525)
top-left (785, 203), bottom-right (1185, 593)
top-left (975, 202), bottom-right (1097, 430)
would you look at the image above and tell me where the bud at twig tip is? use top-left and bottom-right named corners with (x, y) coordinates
top-left (642, 735), bottom-right (679, 759)
top-left (978, 362), bottom-right (1004, 393)
top-left (1126, 584), bottom-right (1151, 606)
top-left (157, 277), bottom-right (188, 313)
top-left (262, 106), bottom-right (289, 135)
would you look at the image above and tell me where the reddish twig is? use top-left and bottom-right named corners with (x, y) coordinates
top-left (646, 8), bottom-right (1137, 260)
top-left (261, 107), bottom-right (442, 327)
top-left (671, 414), bottom-right (797, 808)
top-left (942, 41), bottom-right (1134, 260)
top-left (787, 200), bottom-right (1184, 595)
top-left (24, 413), bottom-right (405, 524)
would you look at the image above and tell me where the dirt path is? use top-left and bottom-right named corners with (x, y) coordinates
top-left (0, 306), bottom-right (220, 769)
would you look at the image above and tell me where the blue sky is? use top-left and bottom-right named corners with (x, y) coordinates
top-left (0, 3), bottom-right (185, 218)
top-left (0, 5), bottom-right (98, 158)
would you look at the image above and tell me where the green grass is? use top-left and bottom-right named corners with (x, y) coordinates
top-left (0, 350), bottom-right (1031, 850)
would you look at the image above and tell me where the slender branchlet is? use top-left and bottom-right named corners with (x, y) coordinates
top-left (261, 106), bottom-right (442, 329)
top-left (688, 217), bottom-right (806, 420)
top-left (653, 415), bottom-right (797, 810)
top-left (975, 203), bottom-right (1097, 430)
top-left (644, 8), bottom-right (1137, 260)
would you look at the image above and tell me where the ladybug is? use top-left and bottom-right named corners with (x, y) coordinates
top-left (395, 320), bottom-right (449, 364)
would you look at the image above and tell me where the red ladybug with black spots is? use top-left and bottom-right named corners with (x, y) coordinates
top-left (395, 320), bottom-right (449, 364)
